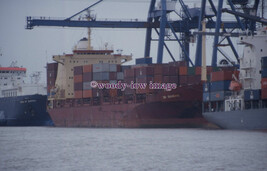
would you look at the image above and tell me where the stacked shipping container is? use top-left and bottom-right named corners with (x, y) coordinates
top-left (72, 63), bottom-right (212, 99)
top-left (74, 66), bottom-right (83, 98)
top-left (203, 69), bottom-right (238, 102)
top-left (123, 67), bottom-right (136, 95)
top-left (135, 66), bottom-right (154, 94)
top-left (83, 65), bottom-right (93, 98)
top-left (75, 63), bottom-right (124, 98)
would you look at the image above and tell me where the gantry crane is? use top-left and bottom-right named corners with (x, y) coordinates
top-left (26, 0), bottom-right (263, 67)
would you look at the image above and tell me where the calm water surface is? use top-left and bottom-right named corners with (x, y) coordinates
top-left (0, 127), bottom-right (267, 171)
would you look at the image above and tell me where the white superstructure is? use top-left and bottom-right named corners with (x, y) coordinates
top-left (239, 27), bottom-right (267, 90)
top-left (224, 27), bottom-right (267, 111)
top-left (52, 31), bottom-right (132, 99)
top-left (0, 64), bottom-right (46, 98)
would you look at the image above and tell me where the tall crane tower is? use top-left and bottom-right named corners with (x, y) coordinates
top-left (26, 0), bottom-right (262, 67)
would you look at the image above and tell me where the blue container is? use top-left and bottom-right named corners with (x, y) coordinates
top-left (261, 56), bottom-right (267, 68)
top-left (101, 72), bottom-right (109, 80)
top-left (244, 89), bottom-right (261, 101)
top-left (121, 65), bottom-right (131, 72)
top-left (93, 63), bottom-right (110, 73)
top-left (93, 73), bottom-right (101, 81)
top-left (93, 72), bottom-right (109, 81)
top-left (136, 57), bottom-right (152, 64)
top-left (203, 92), bottom-right (210, 102)
top-left (109, 64), bottom-right (117, 72)
top-left (210, 91), bottom-right (231, 101)
top-left (83, 82), bottom-right (92, 90)
top-left (210, 80), bottom-right (231, 92)
top-left (117, 72), bottom-right (124, 80)
top-left (203, 82), bottom-right (210, 92)
top-left (261, 68), bottom-right (267, 78)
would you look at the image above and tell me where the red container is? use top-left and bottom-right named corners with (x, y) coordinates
top-left (83, 90), bottom-right (93, 98)
top-left (83, 72), bottom-right (92, 82)
top-left (169, 76), bottom-right (179, 84)
top-left (109, 72), bottom-right (117, 80)
top-left (154, 64), bottom-right (164, 75)
top-left (124, 77), bottom-right (135, 84)
top-left (74, 75), bottom-right (83, 83)
top-left (195, 67), bottom-right (202, 75)
top-left (47, 73), bottom-right (56, 81)
top-left (207, 66), bottom-right (213, 74)
top-left (47, 79), bottom-right (56, 87)
top-left (74, 66), bottom-right (83, 75)
top-left (109, 89), bottom-right (118, 97)
top-left (179, 66), bottom-right (188, 75)
top-left (136, 76), bottom-right (153, 83)
top-left (83, 65), bottom-right (92, 73)
top-left (211, 70), bottom-right (239, 82)
top-left (162, 65), bottom-right (170, 75)
top-left (47, 71), bottom-right (57, 78)
top-left (261, 78), bottom-right (267, 89)
top-left (169, 66), bottom-right (178, 76)
top-left (262, 88), bottom-right (267, 99)
top-left (163, 76), bottom-right (169, 83)
top-left (74, 90), bottom-right (83, 99)
top-left (117, 65), bottom-right (122, 72)
top-left (187, 75), bottom-right (201, 85)
top-left (47, 63), bottom-right (58, 71)
top-left (124, 68), bottom-right (135, 78)
top-left (135, 66), bottom-right (154, 77)
top-left (163, 65), bottom-right (178, 76)
top-left (154, 75), bottom-right (163, 83)
top-left (179, 75), bottom-right (188, 85)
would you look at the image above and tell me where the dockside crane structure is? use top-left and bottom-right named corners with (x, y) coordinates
top-left (26, 0), bottom-right (263, 67)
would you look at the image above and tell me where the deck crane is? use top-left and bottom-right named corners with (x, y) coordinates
top-left (26, 0), bottom-right (251, 67)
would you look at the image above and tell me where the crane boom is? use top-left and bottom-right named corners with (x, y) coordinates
top-left (26, 17), bottom-right (241, 31)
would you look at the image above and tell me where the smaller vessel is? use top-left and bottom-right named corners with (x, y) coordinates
top-left (203, 27), bottom-right (267, 130)
top-left (0, 62), bottom-right (53, 126)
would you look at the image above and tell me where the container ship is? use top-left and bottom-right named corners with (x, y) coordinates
top-left (0, 63), bottom-right (53, 126)
top-left (203, 27), bottom-right (267, 130)
top-left (46, 28), bottom-right (211, 128)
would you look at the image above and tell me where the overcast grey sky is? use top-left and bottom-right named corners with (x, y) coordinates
top-left (0, 0), bottom-right (265, 83)
top-left (0, 0), bottom-right (151, 83)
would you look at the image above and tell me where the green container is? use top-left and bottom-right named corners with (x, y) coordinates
top-left (212, 67), bottom-right (220, 72)
top-left (187, 67), bottom-right (196, 75)
top-left (207, 75), bottom-right (211, 82)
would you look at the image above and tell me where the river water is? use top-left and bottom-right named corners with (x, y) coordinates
top-left (0, 127), bottom-right (267, 171)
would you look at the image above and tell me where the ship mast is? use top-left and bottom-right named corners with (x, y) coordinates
top-left (87, 10), bottom-right (93, 50)
top-left (201, 19), bottom-right (207, 82)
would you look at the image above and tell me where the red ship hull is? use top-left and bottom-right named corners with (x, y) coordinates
top-left (48, 84), bottom-right (208, 128)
